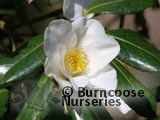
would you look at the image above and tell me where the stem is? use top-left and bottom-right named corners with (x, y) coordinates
top-left (119, 15), bottom-right (124, 28)
top-left (83, 11), bottom-right (88, 17)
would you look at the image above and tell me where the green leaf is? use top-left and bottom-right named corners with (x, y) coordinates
top-left (71, 106), bottom-right (94, 120)
top-left (88, 105), bottom-right (113, 120)
top-left (71, 110), bottom-right (80, 120)
top-left (0, 35), bottom-right (46, 85)
top-left (0, 65), bottom-right (10, 79)
top-left (0, 89), bottom-right (9, 118)
top-left (0, 9), bottom-right (16, 15)
top-left (81, 106), bottom-right (94, 120)
top-left (111, 59), bottom-right (157, 117)
top-left (84, 0), bottom-right (158, 16)
top-left (106, 29), bottom-right (160, 72)
top-left (71, 104), bottom-right (113, 120)
top-left (16, 74), bottom-right (54, 120)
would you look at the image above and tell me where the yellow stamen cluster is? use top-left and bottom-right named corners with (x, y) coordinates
top-left (66, 48), bottom-right (87, 74)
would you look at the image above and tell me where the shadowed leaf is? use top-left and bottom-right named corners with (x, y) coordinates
top-left (0, 35), bottom-right (46, 85)
top-left (16, 74), bottom-right (54, 120)
top-left (0, 89), bottom-right (9, 118)
top-left (111, 59), bottom-right (157, 117)
top-left (85, 0), bottom-right (158, 16)
top-left (107, 29), bottom-right (160, 72)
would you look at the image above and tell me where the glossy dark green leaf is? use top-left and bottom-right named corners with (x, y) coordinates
top-left (16, 74), bottom-right (54, 120)
top-left (71, 102), bottom-right (113, 120)
top-left (85, 0), bottom-right (158, 16)
top-left (0, 65), bottom-right (10, 79)
top-left (111, 59), bottom-right (157, 117)
top-left (81, 106), bottom-right (94, 120)
top-left (0, 35), bottom-right (46, 85)
top-left (106, 29), bottom-right (160, 72)
top-left (71, 106), bottom-right (95, 120)
top-left (88, 105), bottom-right (113, 120)
top-left (71, 110), bottom-right (81, 120)
top-left (0, 89), bottom-right (9, 118)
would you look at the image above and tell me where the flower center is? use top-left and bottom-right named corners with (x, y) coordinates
top-left (65, 48), bottom-right (87, 75)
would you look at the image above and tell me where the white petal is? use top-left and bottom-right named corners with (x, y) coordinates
top-left (104, 95), bottom-right (131, 114)
top-left (72, 17), bottom-right (87, 39)
top-left (98, 92), bottom-right (131, 114)
top-left (116, 97), bottom-right (132, 114)
top-left (86, 19), bottom-right (106, 35)
top-left (87, 65), bottom-right (117, 91)
top-left (71, 75), bottom-right (90, 91)
top-left (86, 13), bottom-right (95, 19)
top-left (80, 34), bottom-right (120, 76)
top-left (45, 45), bottom-right (72, 89)
top-left (63, 0), bottom-right (94, 20)
top-left (44, 19), bottom-right (77, 57)
top-left (78, 19), bottom-right (120, 76)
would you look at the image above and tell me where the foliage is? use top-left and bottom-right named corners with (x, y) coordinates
top-left (0, 0), bottom-right (160, 119)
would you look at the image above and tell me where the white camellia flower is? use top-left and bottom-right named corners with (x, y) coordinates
top-left (63, 0), bottom-right (94, 20)
top-left (44, 17), bottom-right (131, 114)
